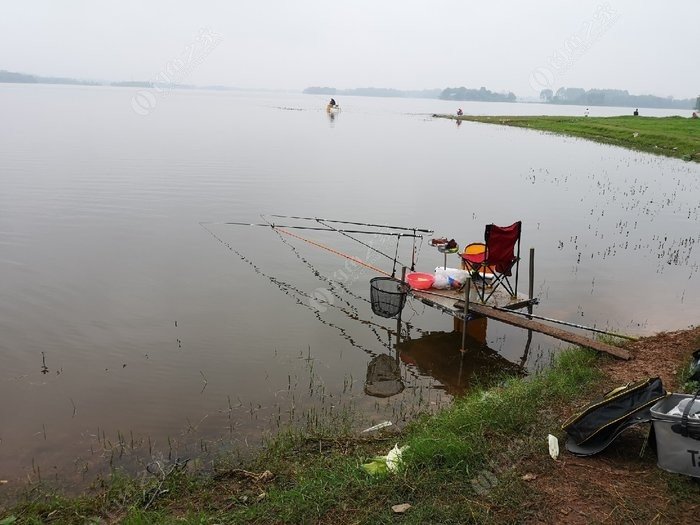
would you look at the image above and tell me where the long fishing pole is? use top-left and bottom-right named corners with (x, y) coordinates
top-left (222, 221), bottom-right (424, 237)
top-left (274, 227), bottom-right (392, 277)
top-left (315, 218), bottom-right (409, 277)
top-left (490, 305), bottom-right (639, 341)
top-left (267, 214), bottom-right (434, 234)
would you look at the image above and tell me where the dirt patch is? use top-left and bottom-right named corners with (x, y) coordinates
top-left (520, 327), bottom-right (700, 524)
top-left (602, 328), bottom-right (700, 389)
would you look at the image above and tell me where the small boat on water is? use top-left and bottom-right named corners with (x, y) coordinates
top-left (326, 104), bottom-right (340, 113)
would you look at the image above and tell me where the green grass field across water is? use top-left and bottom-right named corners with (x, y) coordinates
top-left (436, 115), bottom-right (700, 162)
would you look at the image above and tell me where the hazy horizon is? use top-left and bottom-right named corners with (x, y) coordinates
top-left (3, 67), bottom-right (697, 103)
top-left (1, 1), bottom-right (699, 99)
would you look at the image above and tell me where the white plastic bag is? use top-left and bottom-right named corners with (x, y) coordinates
top-left (434, 267), bottom-right (470, 289)
top-left (432, 272), bottom-right (451, 289)
top-left (361, 444), bottom-right (409, 475)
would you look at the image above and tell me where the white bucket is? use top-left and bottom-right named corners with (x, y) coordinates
top-left (651, 393), bottom-right (700, 477)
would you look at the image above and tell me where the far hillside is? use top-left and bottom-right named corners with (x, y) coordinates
top-left (539, 87), bottom-right (697, 110)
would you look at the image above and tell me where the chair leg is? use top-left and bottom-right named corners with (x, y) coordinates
top-left (468, 264), bottom-right (519, 303)
top-left (477, 267), bottom-right (487, 303)
top-left (467, 268), bottom-right (486, 302)
top-left (483, 274), bottom-right (515, 302)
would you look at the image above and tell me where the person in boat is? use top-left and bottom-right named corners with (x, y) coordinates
top-left (633, 108), bottom-right (639, 116)
top-left (457, 108), bottom-right (463, 116)
top-left (329, 98), bottom-right (337, 108)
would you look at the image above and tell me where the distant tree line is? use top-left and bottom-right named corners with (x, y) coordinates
top-left (540, 87), bottom-right (696, 110)
top-left (0, 69), bottom-right (195, 90)
top-left (304, 85), bottom-right (514, 102)
top-left (303, 86), bottom-right (336, 95)
top-left (0, 70), bottom-right (37, 83)
top-left (439, 86), bottom-right (516, 102)
top-left (0, 69), bottom-right (100, 86)
top-left (2, 68), bottom-right (695, 110)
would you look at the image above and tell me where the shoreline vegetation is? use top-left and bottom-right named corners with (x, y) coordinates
top-left (3, 328), bottom-right (700, 524)
top-left (303, 85), bottom-right (698, 110)
top-left (435, 114), bottom-right (700, 163)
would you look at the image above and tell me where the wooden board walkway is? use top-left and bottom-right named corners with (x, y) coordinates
top-left (467, 303), bottom-right (631, 360)
top-left (412, 286), bottom-right (530, 314)
top-left (411, 287), bottom-right (631, 360)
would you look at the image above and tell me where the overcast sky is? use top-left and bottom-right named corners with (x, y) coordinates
top-left (1, 1), bottom-right (698, 98)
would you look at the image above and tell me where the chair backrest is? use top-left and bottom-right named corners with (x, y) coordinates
top-left (484, 221), bottom-right (521, 275)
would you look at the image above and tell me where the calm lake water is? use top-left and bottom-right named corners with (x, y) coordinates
top-left (1, 84), bottom-right (698, 493)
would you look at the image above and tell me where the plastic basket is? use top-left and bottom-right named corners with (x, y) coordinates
top-left (651, 392), bottom-right (700, 477)
top-left (406, 272), bottom-right (435, 290)
top-left (370, 277), bottom-right (409, 319)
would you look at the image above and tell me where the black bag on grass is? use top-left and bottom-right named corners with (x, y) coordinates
top-left (561, 377), bottom-right (666, 454)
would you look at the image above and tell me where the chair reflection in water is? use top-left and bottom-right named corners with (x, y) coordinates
top-left (397, 319), bottom-right (526, 396)
top-left (460, 221), bottom-right (522, 303)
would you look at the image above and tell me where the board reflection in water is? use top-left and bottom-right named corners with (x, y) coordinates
top-left (398, 318), bottom-right (525, 396)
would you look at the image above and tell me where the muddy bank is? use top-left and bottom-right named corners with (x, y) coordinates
top-left (522, 326), bottom-right (700, 524)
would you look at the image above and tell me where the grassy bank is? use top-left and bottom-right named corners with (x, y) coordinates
top-left (2, 349), bottom-right (601, 524)
top-left (435, 114), bottom-right (700, 162)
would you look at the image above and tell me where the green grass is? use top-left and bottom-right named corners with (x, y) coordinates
top-left (1, 348), bottom-right (602, 524)
top-left (436, 115), bottom-right (700, 162)
top-left (226, 349), bottom-right (602, 524)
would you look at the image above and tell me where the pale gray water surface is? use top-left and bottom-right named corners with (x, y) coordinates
top-left (1, 85), bottom-right (698, 491)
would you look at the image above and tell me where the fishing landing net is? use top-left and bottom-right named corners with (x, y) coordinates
top-left (370, 277), bottom-right (409, 319)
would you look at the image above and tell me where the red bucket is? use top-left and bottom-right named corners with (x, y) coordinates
top-left (406, 272), bottom-right (435, 290)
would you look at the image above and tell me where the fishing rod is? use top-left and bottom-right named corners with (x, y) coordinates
top-left (274, 227), bottom-right (392, 277)
top-left (258, 214), bottom-right (407, 276)
top-left (222, 221), bottom-right (425, 238)
top-left (315, 218), bottom-right (410, 277)
top-left (267, 214), bottom-right (434, 234)
top-left (221, 217), bottom-right (425, 275)
top-left (489, 305), bottom-right (639, 341)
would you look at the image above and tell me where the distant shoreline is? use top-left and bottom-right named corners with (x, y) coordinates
top-left (1, 69), bottom-right (696, 110)
top-left (0, 78), bottom-right (295, 94)
top-left (304, 85), bottom-right (696, 110)
top-left (2, 80), bottom-right (694, 112)
top-left (434, 114), bottom-right (700, 163)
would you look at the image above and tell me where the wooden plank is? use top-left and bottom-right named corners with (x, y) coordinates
top-left (412, 286), bottom-right (527, 311)
top-left (467, 303), bottom-right (631, 360)
top-left (410, 288), bottom-right (629, 359)
top-left (412, 288), bottom-right (535, 321)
